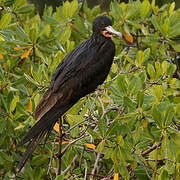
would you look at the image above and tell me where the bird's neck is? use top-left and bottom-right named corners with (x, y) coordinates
top-left (92, 33), bottom-right (111, 44)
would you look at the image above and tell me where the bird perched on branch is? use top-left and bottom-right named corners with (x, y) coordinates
top-left (17, 16), bottom-right (125, 171)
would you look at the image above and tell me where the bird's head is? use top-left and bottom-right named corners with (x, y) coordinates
top-left (92, 16), bottom-right (122, 40)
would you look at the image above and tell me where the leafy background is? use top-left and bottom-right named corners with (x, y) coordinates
top-left (0, 0), bottom-right (180, 179)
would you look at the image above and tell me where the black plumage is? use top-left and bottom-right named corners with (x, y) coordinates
top-left (17, 16), bottom-right (122, 170)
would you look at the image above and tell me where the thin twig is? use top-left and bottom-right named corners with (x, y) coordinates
top-left (142, 161), bottom-right (152, 180)
top-left (141, 142), bottom-right (161, 157)
top-left (103, 75), bottom-right (118, 84)
top-left (145, 158), bottom-right (173, 162)
top-left (47, 138), bottom-right (56, 175)
top-left (84, 159), bottom-right (88, 180)
top-left (144, 74), bottom-right (165, 91)
top-left (97, 96), bottom-right (106, 119)
top-left (57, 117), bottom-right (63, 176)
top-left (63, 154), bottom-right (78, 175)
top-left (65, 119), bottom-right (88, 134)
top-left (61, 135), bottom-right (86, 155)
top-left (90, 153), bottom-right (101, 180)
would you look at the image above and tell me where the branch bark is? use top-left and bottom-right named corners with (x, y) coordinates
top-left (90, 153), bottom-right (101, 180)
top-left (57, 117), bottom-right (63, 176)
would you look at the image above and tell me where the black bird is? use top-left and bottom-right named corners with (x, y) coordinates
top-left (17, 16), bottom-right (123, 170)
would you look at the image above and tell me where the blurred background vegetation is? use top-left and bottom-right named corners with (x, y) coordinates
top-left (0, 0), bottom-right (180, 179)
top-left (29, 0), bottom-right (180, 15)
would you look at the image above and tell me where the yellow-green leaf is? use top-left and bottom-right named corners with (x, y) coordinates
top-left (62, 1), bottom-right (71, 18)
top-left (169, 2), bottom-right (175, 15)
top-left (147, 63), bottom-right (156, 80)
top-left (0, 13), bottom-right (11, 30)
top-left (10, 96), bottom-right (19, 113)
top-left (97, 140), bottom-right (105, 153)
top-left (59, 26), bottom-right (71, 44)
top-left (135, 50), bottom-right (144, 67)
top-left (162, 61), bottom-right (168, 74)
top-left (69, 0), bottom-right (79, 18)
top-left (153, 85), bottom-right (163, 101)
top-left (116, 136), bottom-right (124, 146)
top-left (140, 0), bottom-right (150, 18)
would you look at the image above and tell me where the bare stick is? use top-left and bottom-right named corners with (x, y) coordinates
top-left (63, 154), bottom-right (78, 175)
top-left (90, 153), bottom-right (101, 180)
top-left (61, 135), bottom-right (85, 155)
top-left (97, 95), bottom-right (106, 119)
top-left (47, 139), bottom-right (56, 175)
top-left (84, 159), bottom-right (88, 180)
top-left (65, 119), bottom-right (88, 134)
top-left (57, 117), bottom-right (63, 176)
top-left (141, 142), bottom-right (161, 157)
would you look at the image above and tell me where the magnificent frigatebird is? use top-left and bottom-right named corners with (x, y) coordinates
top-left (18, 15), bottom-right (124, 170)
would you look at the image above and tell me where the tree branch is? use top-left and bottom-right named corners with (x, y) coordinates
top-left (63, 154), bottom-right (78, 175)
top-left (57, 117), bottom-right (63, 176)
top-left (90, 153), bottom-right (101, 180)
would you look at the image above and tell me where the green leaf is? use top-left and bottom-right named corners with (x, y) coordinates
top-left (16, 5), bottom-right (34, 14)
top-left (16, 26), bottom-right (30, 41)
top-left (59, 26), bottom-right (71, 44)
top-left (87, 128), bottom-right (99, 140)
top-left (171, 43), bottom-right (180, 52)
top-left (106, 121), bottom-right (120, 136)
top-left (147, 64), bottom-right (156, 80)
top-left (134, 123), bottom-right (143, 143)
top-left (135, 50), bottom-right (144, 67)
top-left (123, 96), bottom-right (136, 111)
top-left (153, 85), bottom-right (163, 101)
top-left (66, 114), bottom-right (84, 125)
top-left (14, 0), bottom-right (26, 9)
top-left (97, 140), bottom-right (105, 153)
top-left (176, 103), bottom-right (180, 118)
top-left (161, 22), bottom-right (169, 37)
top-left (69, 0), bottom-right (79, 18)
top-left (110, 1), bottom-right (123, 20)
top-left (152, 105), bottom-right (162, 128)
top-left (119, 164), bottom-right (129, 179)
top-left (155, 61), bottom-right (162, 79)
top-left (24, 73), bottom-right (39, 86)
top-left (54, 175), bottom-right (64, 180)
top-left (10, 96), bottom-right (19, 113)
top-left (171, 132), bottom-right (180, 147)
top-left (151, 15), bottom-right (161, 31)
top-left (167, 64), bottom-right (176, 75)
top-left (0, 13), bottom-right (11, 30)
top-left (62, 1), bottom-right (71, 18)
top-left (31, 155), bottom-right (49, 166)
top-left (169, 2), bottom-right (175, 14)
top-left (98, 118), bottom-right (106, 137)
top-left (144, 48), bottom-right (150, 62)
top-left (116, 74), bottom-right (128, 96)
top-left (43, 16), bottom-right (60, 25)
top-left (140, 0), bottom-right (151, 18)
top-left (139, 71), bottom-right (147, 83)
top-left (164, 105), bottom-right (174, 126)
top-left (159, 169), bottom-right (169, 180)
top-left (162, 61), bottom-right (168, 74)
top-left (116, 136), bottom-right (124, 146)
top-left (137, 90), bottom-right (144, 107)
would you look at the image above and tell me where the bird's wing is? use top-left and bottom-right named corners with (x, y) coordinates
top-left (50, 39), bottom-right (98, 91)
top-left (34, 39), bottom-right (96, 121)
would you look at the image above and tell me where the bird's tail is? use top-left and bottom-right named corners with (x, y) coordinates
top-left (17, 102), bottom-right (74, 171)
top-left (17, 130), bottom-right (48, 171)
